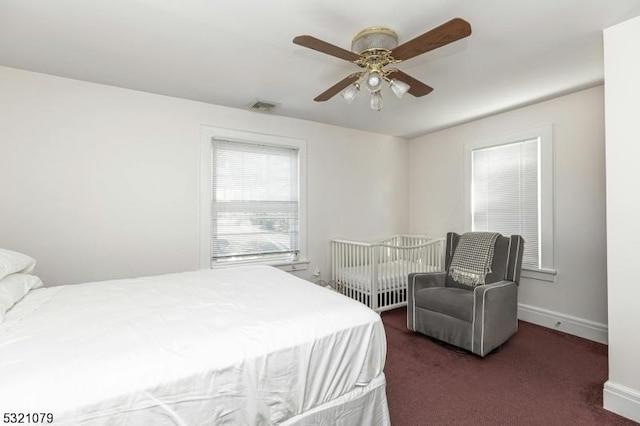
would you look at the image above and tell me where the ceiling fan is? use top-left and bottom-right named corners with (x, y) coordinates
top-left (293, 18), bottom-right (471, 110)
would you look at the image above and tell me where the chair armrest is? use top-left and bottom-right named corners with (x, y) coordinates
top-left (408, 272), bottom-right (446, 292)
top-left (473, 280), bottom-right (516, 298)
top-left (407, 272), bottom-right (446, 331)
top-left (471, 280), bottom-right (518, 356)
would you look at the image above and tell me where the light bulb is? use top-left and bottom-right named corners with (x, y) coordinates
top-left (390, 79), bottom-right (410, 99)
top-left (340, 83), bottom-right (359, 104)
top-left (370, 91), bottom-right (383, 111)
top-left (365, 71), bottom-right (382, 93)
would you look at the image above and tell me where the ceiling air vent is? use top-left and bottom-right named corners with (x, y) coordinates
top-left (248, 100), bottom-right (280, 113)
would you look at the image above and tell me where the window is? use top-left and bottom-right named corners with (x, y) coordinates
top-left (200, 127), bottom-right (307, 268)
top-left (464, 125), bottom-right (555, 279)
top-left (472, 139), bottom-right (539, 267)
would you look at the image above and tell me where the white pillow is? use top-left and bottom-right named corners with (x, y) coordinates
top-left (0, 273), bottom-right (43, 323)
top-left (0, 248), bottom-right (37, 281)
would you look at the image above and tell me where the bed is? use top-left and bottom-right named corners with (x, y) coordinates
top-left (0, 260), bottom-right (389, 425)
top-left (331, 235), bottom-right (445, 312)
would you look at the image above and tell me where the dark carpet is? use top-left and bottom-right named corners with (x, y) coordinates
top-left (381, 307), bottom-right (638, 426)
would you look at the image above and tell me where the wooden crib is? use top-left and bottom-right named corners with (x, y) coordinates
top-left (330, 235), bottom-right (445, 312)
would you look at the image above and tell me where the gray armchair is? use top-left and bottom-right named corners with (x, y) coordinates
top-left (407, 232), bottom-right (524, 357)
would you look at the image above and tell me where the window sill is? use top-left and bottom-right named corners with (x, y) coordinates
top-left (211, 259), bottom-right (309, 273)
top-left (521, 267), bottom-right (557, 282)
top-left (273, 259), bottom-right (310, 273)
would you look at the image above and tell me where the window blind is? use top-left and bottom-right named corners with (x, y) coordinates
top-left (472, 138), bottom-right (539, 268)
top-left (211, 139), bottom-right (299, 263)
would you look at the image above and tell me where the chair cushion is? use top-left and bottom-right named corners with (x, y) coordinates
top-left (414, 287), bottom-right (474, 323)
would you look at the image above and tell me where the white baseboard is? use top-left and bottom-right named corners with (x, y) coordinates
top-left (517, 303), bottom-right (608, 344)
top-left (604, 381), bottom-right (640, 423)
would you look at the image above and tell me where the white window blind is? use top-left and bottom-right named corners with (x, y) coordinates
top-left (211, 139), bottom-right (300, 264)
top-left (471, 138), bottom-right (540, 268)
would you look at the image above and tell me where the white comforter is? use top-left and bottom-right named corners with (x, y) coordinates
top-left (0, 266), bottom-right (386, 425)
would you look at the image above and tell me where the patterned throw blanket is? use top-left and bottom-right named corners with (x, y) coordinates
top-left (449, 232), bottom-right (501, 287)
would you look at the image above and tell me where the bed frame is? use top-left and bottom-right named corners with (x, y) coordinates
top-left (330, 235), bottom-right (445, 312)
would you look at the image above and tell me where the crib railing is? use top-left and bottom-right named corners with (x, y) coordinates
top-left (330, 235), bottom-right (445, 312)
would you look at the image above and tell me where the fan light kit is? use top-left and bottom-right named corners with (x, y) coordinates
top-left (293, 18), bottom-right (472, 111)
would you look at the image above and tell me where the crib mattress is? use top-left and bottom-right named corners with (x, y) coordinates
top-left (336, 260), bottom-right (439, 292)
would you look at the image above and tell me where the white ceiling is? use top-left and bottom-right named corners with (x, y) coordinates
top-left (1, 0), bottom-right (640, 138)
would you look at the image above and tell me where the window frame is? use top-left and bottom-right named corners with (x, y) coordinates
top-left (199, 126), bottom-right (307, 270)
top-left (463, 124), bottom-right (556, 281)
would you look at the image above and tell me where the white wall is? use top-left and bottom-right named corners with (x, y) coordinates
top-left (408, 86), bottom-right (608, 341)
top-left (603, 15), bottom-right (640, 423)
top-left (0, 66), bottom-right (409, 286)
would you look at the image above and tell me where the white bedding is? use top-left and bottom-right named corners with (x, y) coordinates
top-left (338, 260), bottom-right (440, 291)
top-left (0, 266), bottom-right (387, 425)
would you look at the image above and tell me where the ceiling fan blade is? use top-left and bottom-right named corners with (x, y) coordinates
top-left (391, 18), bottom-right (471, 61)
top-left (387, 70), bottom-right (433, 97)
top-left (314, 74), bottom-right (360, 102)
top-left (293, 35), bottom-right (360, 62)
